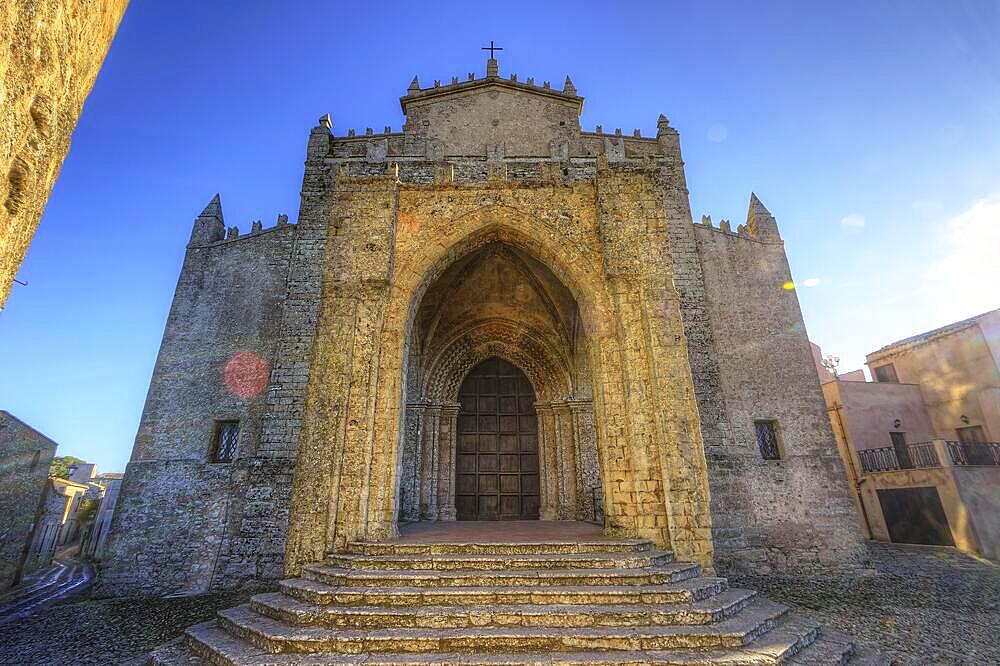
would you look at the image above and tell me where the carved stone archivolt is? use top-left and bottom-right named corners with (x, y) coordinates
top-left (422, 318), bottom-right (571, 402)
top-left (399, 241), bottom-right (599, 523)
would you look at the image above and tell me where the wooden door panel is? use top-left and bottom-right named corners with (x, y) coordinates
top-left (455, 357), bottom-right (540, 520)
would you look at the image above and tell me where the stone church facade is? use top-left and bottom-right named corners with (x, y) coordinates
top-left (99, 57), bottom-right (861, 597)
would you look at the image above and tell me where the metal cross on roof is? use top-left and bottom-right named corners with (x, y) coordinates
top-left (481, 40), bottom-right (503, 59)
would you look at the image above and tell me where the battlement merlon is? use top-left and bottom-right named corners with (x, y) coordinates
top-left (746, 192), bottom-right (781, 241)
top-left (399, 60), bottom-right (584, 115)
top-left (189, 194), bottom-right (224, 245)
top-left (188, 193), bottom-right (293, 248)
top-left (307, 60), bottom-right (683, 165)
top-left (696, 193), bottom-right (782, 243)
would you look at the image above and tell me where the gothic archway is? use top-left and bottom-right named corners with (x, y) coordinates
top-left (397, 239), bottom-right (602, 526)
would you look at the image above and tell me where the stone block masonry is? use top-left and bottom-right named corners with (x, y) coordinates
top-left (1, 0), bottom-right (129, 308)
top-left (99, 57), bottom-right (862, 596)
top-left (0, 411), bottom-right (58, 590)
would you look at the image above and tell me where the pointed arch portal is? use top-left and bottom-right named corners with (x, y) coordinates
top-left (284, 194), bottom-right (716, 576)
top-left (398, 240), bottom-right (600, 524)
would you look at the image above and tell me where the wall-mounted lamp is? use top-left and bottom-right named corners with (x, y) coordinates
top-left (893, 419), bottom-right (902, 429)
top-left (960, 414), bottom-right (970, 424)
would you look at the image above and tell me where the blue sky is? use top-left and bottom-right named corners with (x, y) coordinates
top-left (2, 1), bottom-right (999, 471)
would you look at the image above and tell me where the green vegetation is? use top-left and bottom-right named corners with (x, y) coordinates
top-left (77, 498), bottom-right (100, 524)
top-left (49, 455), bottom-right (86, 479)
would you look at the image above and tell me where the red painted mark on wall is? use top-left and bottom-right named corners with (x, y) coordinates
top-left (224, 352), bottom-right (270, 399)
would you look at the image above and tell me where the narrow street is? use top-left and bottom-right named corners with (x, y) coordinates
top-left (0, 556), bottom-right (93, 625)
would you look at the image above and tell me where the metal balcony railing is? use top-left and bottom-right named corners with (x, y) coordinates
top-left (907, 441), bottom-right (941, 469)
top-left (858, 441), bottom-right (940, 473)
top-left (858, 446), bottom-right (903, 473)
top-left (946, 440), bottom-right (1000, 466)
top-left (858, 439), bottom-right (1000, 474)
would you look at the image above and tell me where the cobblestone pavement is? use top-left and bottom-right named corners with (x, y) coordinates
top-left (730, 542), bottom-right (1000, 665)
top-left (0, 558), bottom-right (94, 625)
top-left (0, 543), bottom-right (994, 665)
top-left (0, 586), bottom-right (258, 665)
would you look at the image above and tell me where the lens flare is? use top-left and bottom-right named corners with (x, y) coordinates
top-left (223, 352), bottom-right (270, 399)
top-left (782, 281), bottom-right (795, 291)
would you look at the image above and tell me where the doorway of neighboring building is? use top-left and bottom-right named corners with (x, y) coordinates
top-left (890, 431), bottom-right (912, 469)
top-left (877, 486), bottom-right (955, 546)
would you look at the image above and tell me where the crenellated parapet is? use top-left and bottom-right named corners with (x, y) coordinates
top-left (695, 193), bottom-right (782, 244)
top-left (187, 193), bottom-right (294, 248)
top-left (308, 59), bottom-right (676, 171)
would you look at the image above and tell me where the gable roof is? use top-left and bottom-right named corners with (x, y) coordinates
top-left (399, 64), bottom-right (583, 115)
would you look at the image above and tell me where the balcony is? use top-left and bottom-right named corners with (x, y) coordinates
top-left (946, 440), bottom-right (1000, 467)
top-left (857, 440), bottom-right (1000, 474)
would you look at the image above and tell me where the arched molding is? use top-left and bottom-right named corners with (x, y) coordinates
top-left (421, 244), bottom-right (573, 351)
top-left (422, 318), bottom-right (571, 402)
top-left (365, 202), bottom-right (625, 546)
top-left (393, 204), bottom-right (609, 344)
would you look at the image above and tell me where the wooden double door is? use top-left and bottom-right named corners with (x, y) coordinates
top-left (455, 357), bottom-right (540, 520)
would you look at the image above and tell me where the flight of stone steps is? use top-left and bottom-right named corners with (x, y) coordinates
top-left (149, 538), bottom-right (883, 665)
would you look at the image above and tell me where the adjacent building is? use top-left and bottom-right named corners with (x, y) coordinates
top-left (0, 411), bottom-right (57, 590)
top-left (22, 476), bottom-right (90, 572)
top-left (80, 472), bottom-right (124, 560)
top-left (819, 308), bottom-right (1000, 560)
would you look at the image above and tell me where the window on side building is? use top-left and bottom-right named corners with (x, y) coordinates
top-left (211, 420), bottom-right (240, 463)
top-left (754, 420), bottom-right (782, 460)
top-left (873, 363), bottom-right (898, 383)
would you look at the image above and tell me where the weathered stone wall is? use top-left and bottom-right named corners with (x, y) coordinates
top-left (1, 0), bottom-right (128, 308)
top-left (100, 62), bottom-right (868, 594)
top-left (280, 150), bottom-right (717, 575)
top-left (0, 411), bottom-right (57, 590)
top-left (694, 217), bottom-right (863, 571)
top-left (96, 215), bottom-right (296, 597)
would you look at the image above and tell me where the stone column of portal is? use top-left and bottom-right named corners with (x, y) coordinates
top-left (534, 402), bottom-right (558, 520)
top-left (552, 401), bottom-right (578, 520)
top-left (437, 404), bottom-right (460, 521)
top-left (401, 403), bottom-right (426, 522)
top-left (419, 405), bottom-right (442, 520)
top-left (569, 400), bottom-right (599, 522)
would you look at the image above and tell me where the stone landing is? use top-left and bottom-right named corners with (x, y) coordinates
top-left (149, 523), bottom-right (881, 665)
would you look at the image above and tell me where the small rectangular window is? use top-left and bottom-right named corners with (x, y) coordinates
top-left (874, 363), bottom-right (898, 383)
top-left (212, 420), bottom-right (240, 463)
top-left (754, 420), bottom-right (782, 460)
top-left (30, 450), bottom-right (40, 470)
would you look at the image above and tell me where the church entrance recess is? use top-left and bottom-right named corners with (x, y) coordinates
top-left (456, 357), bottom-right (540, 520)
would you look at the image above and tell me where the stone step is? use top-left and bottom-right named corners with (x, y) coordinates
top-left (249, 588), bottom-right (760, 630)
top-left (786, 625), bottom-right (889, 666)
top-left (786, 632), bottom-right (853, 666)
top-left (183, 620), bottom-right (806, 665)
top-left (165, 614), bottom-right (862, 666)
top-left (279, 576), bottom-right (730, 607)
top-left (300, 562), bottom-right (702, 589)
top-left (345, 540), bottom-right (654, 557)
top-left (214, 599), bottom-right (790, 654)
top-left (325, 551), bottom-right (673, 572)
